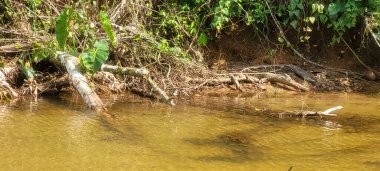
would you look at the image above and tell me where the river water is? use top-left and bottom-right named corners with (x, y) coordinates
top-left (0, 93), bottom-right (379, 170)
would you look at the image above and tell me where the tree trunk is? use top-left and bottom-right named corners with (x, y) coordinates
top-left (57, 52), bottom-right (104, 110)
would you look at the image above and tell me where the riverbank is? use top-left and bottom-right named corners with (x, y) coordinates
top-left (1, 0), bottom-right (380, 108)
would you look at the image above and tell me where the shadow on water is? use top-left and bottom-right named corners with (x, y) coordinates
top-left (364, 161), bottom-right (380, 167)
top-left (94, 116), bottom-right (145, 145)
top-left (184, 131), bottom-right (263, 163)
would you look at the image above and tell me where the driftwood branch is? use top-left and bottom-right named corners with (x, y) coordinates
top-left (0, 43), bottom-right (33, 53)
top-left (298, 106), bottom-right (343, 117)
top-left (189, 71), bottom-right (309, 91)
top-left (229, 73), bottom-right (242, 91)
top-left (101, 64), bottom-right (174, 105)
top-left (57, 51), bottom-right (104, 110)
top-left (255, 73), bottom-right (309, 91)
top-left (241, 64), bottom-right (317, 85)
top-left (365, 17), bottom-right (380, 49)
top-left (101, 64), bottom-right (149, 77)
top-left (0, 66), bottom-right (19, 98)
top-left (278, 106), bottom-right (343, 118)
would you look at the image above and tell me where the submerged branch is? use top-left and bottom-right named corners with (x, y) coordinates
top-left (278, 106), bottom-right (344, 118)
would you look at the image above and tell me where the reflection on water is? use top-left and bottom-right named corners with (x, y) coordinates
top-left (0, 93), bottom-right (379, 170)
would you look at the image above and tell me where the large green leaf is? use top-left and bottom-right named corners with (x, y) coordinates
top-left (80, 40), bottom-right (109, 73)
top-left (55, 9), bottom-right (71, 50)
top-left (99, 11), bottom-right (117, 47)
top-left (198, 32), bottom-right (207, 46)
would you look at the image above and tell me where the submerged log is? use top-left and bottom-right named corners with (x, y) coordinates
top-left (0, 66), bottom-right (19, 99)
top-left (278, 106), bottom-right (343, 118)
top-left (57, 52), bottom-right (104, 110)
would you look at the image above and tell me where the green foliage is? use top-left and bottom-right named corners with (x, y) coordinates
top-left (327, 1), bottom-right (363, 33)
top-left (154, 0), bottom-right (380, 47)
top-left (54, 6), bottom-right (116, 73)
top-left (19, 60), bottom-right (35, 81)
top-left (55, 8), bottom-right (72, 50)
top-left (99, 11), bottom-right (117, 47)
top-left (80, 40), bottom-right (109, 73)
top-left (198, 32), bottom-right (208, 46)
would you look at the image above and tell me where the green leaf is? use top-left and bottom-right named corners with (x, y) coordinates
top-left (290, 20), bottom-right (298, 28)
top-left (319, 14), bottom-right (328, 24)
top-left (80, 40), bottom-right (109, 73)
top-left (99, 11), bottom-right (117, 47)
top-left (311, 3), bottom-right (317, 13)
top-left (31, 0), bottom-right (41, 6)
top-left (55, 8), bottom-right (71, 50)
top-left (277, 37), bottom-right (284, 43)
top-left (309, 17), bottom-right (316, 24)
top-left (328, 3), bottom-right (341, 16)
top-left (18, 60), bottom-right (35, 81)
top-left (198, 32), bottom-right (207, 46)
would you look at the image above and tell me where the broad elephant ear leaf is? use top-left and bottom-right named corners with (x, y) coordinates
top-left (99, 11), bottom-right (117, 47)
top-left (56, 8), bottom-right (71, 50)
top-left (80, 40), bottom-right (109, 73)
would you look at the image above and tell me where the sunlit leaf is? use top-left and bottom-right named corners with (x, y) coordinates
top-left (198, 32), bottom-right (207, 46)
top-left (80, 40), bottom-right (109, 73)
top-left (55, 8), bottom-right (71, 50)
top-left (100, 11), bottom-right (117, 47)
top-left (309, 17), bottom-right (316, 24)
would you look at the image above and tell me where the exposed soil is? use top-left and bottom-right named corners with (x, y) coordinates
top-left (202, 26), bottom-right (380, 95)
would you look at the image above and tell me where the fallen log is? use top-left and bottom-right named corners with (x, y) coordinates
top-left (0, 42), bottom-right (33, 53)
top-left (0, 66), bottom-right (19, 99)
top-left (239, 64), bottom-right (317, 85)
top-left (255, 73), bottom-right (309, 91)
top-left (57, 51), bottom-right (104, 110)
top-left (101, 64), bottom-right (175, 106)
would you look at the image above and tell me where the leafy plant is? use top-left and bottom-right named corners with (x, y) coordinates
top-left (55, 7), bottom-right (114, 74)
top-left (79, 40), bottom-right (109, 73)
top-left (99, 11), bottom-right (117, 47)
top-left (55, 8), bottom-right (72, 50)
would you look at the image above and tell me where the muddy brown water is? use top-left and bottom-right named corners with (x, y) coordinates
top-left (0, 93), bottom-right (379, 170)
